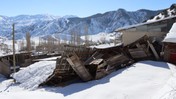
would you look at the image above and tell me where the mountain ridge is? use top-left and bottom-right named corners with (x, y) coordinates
top-left (0, 8), bottom-right (161, 39)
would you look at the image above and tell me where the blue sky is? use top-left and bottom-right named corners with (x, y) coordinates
top-left (0, 0), bottom-right (175, 17)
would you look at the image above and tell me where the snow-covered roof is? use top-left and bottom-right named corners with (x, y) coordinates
top-left (115, 16), bottom-right (176, 32)
top-left (12, 61), bottom-right (56, 90)
top-left (163, 22), bottom-right (176, 43)
top-left (89, 43), bottom-right (122, 49)
top-left (33, 56), bottom-right (61, 61)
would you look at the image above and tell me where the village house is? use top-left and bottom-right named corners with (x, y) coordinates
top-left (115, 16), bottom-right (176, 61)
top-left (163, 22), bottom-right (176, 64)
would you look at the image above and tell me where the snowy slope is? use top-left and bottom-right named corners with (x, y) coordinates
top-left (81, 32), bottom-right (119, 43)
top-left (80, 32), bottom-right (122, 48)
top-left (0, 61), bottom-right (176, 99)
top-left (152, 63), bottom-right (176, 99)
top-left (0, 9), bottom-right (160, 39)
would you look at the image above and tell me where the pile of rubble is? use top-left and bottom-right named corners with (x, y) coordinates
top-left (12, 35), bottom-right (160, 88)
top-left (43, 35), bottom-right (160, 86)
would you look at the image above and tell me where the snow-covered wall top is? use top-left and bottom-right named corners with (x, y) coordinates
top-left (147, 4), bottom-right (176, 22)
top-left (163, 22), bottom-right (176, 43)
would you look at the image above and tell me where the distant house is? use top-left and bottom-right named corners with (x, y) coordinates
top-left (163, 22), bottom-right (176, 64)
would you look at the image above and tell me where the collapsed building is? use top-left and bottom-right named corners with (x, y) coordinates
top-left (2, 15), bottom-right (176, 88)
top-left (42, 44), bottom-right (133, 86)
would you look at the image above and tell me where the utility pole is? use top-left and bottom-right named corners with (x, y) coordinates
top-left (12, 24), bottom-right (16, 73)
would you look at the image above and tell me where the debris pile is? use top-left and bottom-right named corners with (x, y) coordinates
top-left (12, 35), bottom-right (160, 89)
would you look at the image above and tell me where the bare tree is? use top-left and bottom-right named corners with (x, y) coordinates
top-left (76, 32), bottom-right (81, 45)
top-left (26, 32), bottom-right (31, 52)
top-left (46, 36), bottom-right (56, 53)
top-left (70, 30), bottom-right (75, 45)
top-left (63, 34), bottom-right (67, 44)
top-left (84, 25), bottom-right (89, 46)
top-left (31, 40), bottom-right (35, 50)
top-left (19, 40), bottom-right (25, 51)
top-left (47, 36), bottom-right (52, 53)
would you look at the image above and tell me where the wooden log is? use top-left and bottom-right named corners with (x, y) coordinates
top-left (147, 40), bottom-right (160, 60)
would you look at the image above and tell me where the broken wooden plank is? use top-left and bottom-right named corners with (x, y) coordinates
top-left (90, 59), bottom-right (103, 65)
top-left (147, 40), bottom-right (160, 60)
top-left (66, 52), bottom-right (92, 81)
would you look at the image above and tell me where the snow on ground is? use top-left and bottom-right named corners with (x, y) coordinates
top-left (0, 74), bottom-right (6, 82)
top-left (12, 61), bottom-right (56, 89)
top-left (152, 64), bottom-right (176, 99)
top-left (163, 22), bottom-right (176, 43)
top-left (0, 61), bottom-right (176, 99)
top-left (0, 51), bottom-right (4, 56)
top-left (152, 76), bottom-right (176, 99)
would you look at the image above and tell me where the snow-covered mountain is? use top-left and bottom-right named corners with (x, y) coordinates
top-left (0, 9), bottom-right (160, 39)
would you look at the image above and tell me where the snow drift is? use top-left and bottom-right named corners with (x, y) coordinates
top-left (0, 61), bottom-right (173, 99)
